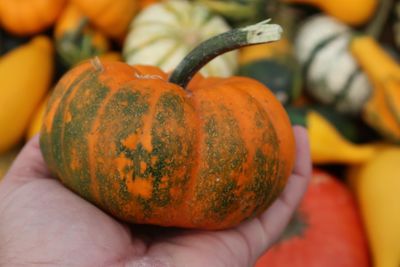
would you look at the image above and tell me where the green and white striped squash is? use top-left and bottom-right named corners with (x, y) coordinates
top-left (295, 15), bottom-right (372, 114)
top-left (123, 0), bottom-right (238, 77)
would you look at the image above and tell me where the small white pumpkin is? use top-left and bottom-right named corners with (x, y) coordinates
top-left (295, 15), bottom-right (372, 114)
top-left (123, 0), bottom-right (238, 77)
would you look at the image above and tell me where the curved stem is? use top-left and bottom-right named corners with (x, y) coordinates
top-left (168, 20), bottom-right (283, 89)
top-left (365, 0), bottom-right (394, 39)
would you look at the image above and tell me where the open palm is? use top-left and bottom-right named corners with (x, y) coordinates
top-left (0, 126), bottom-right (310, 267)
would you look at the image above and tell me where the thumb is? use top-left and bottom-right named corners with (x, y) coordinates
top-left (5, 135), bottom-right (52, 181)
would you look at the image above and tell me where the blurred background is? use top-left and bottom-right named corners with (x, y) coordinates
top-left (0, 0), bottom-right (399, 266)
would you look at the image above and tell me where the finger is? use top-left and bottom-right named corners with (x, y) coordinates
top-left (5, 134), bottom-right (52, 181)
top-left (292, 125), bottom-right (312, 178)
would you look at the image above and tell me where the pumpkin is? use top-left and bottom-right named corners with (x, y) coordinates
top-left (350, 36), bottom-right (400, 143)
top-left (0, 36), bottom-right (54, 153)
top-left (255, 169), bottom-right (370, 267)
top-left (54, 3), bottom-right (111, 68)
top-left (294, 15), bottom-right (372, 114)
top-left (284, 0), bottom-right (377, 26)
top-left (0, 0), bottom-right (66, 36)
top-left (40, 21), bottom-right (296, 230)
top-left (71, 0), bottom-right (137, 40)
top-left (348, 146), bottom-right (400, 267)
top-left (123, 0), bottom-right (238, 77)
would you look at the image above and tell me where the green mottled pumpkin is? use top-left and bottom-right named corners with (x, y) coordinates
top-left (40, 21), bottom-right (295, 229)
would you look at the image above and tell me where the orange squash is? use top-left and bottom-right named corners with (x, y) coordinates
top-left (40, 21), bottom-right (295, 229)
top-left (284, 0), bottom-right (377, 26)
top-left (71, 0), bottom-right (137, 40)
top-left (350, 36), bottom-right (400, 143)
top-left (54, 2), bottom-right (110, 67)
top-left (0, 0), bottom-right (67, 36)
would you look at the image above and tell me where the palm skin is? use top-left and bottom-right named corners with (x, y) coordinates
top-left (0, 126), bottom-right (310, 267)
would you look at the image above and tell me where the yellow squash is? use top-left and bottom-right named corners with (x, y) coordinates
top-left (308, 111), bottom-right (377, 164)
top-left (351, 36), bottom-right (400, 143)
top-left (0, 36), bottom-right (54, 153)
top-left (348, 146), bottom-right (400, 267)
top-left (26, 94), bottom-right (49, 141)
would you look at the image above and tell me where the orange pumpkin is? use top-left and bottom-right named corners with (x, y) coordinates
top-left (0, 0), bottom-right (67, 36)
top-left (70, 0), bottom-right (137, 40)
top-left (40, 21), bottom-right (295, 229)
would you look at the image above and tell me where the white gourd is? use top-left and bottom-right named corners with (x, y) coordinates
top-left (295, 15), bottom-right (372, 114)
top-left (123, 0), bottom-right (238, 77)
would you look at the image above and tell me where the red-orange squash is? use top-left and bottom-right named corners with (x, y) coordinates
top-left (40, 22), bottom-right (295, 229)
top-left (255, 169), bottom-right (370, 267)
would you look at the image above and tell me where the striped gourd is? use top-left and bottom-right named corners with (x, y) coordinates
top-left (294, 15), bottom-right (372, 114)
top-left (123, 0), bottom-right (238, 77)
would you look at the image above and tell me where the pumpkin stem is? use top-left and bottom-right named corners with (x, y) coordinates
top-left (91, 56), bottom-right (104, 72)
top-left (168, 19), bottom-right (283, 89)
top-left (365, 0), bottom-right (393, 39)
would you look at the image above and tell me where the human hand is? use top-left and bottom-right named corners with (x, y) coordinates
top-left (0, 126), bottom-right (310, 267)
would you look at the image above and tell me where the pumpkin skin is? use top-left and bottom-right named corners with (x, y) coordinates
top-left (0, 0), bottom-right (66, 36)
top-left (40, 60), bottom-right (295, 230)
top-left (255, 169), bottom-right (370, 267)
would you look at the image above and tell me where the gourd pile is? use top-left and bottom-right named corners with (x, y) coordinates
top-left (0, 0), bottom-right (399, 266)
